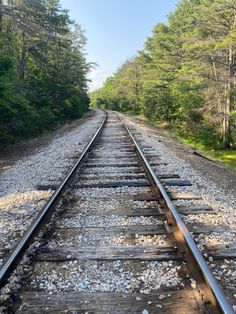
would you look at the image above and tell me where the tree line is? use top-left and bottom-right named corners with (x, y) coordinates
top-left (91, 0), bottom-right (236, 149)
top-left (0, 0), bottom-right (90, 144)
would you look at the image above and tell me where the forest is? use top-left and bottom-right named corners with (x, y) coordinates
top-left (0, 0), bottom-right (90, 143)
top-left (91, 0), bottom-right (236, 154)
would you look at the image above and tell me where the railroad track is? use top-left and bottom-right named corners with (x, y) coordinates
top-left (0, 111), bottom-right (234, 313)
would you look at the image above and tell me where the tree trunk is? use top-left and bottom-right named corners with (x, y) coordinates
top-left (0, 0), bottom-right (3, 32)
top-left (211, 58), bottom-right (222, 118)
top-left (19, 30), bottom-right (26, 79)
top-left (222, 46), bottom-right (234, 148)
top-left (221, 8), bottom-right (236, 148)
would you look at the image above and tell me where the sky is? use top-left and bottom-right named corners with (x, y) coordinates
top-left (60, 0), bottom-right (179, 91)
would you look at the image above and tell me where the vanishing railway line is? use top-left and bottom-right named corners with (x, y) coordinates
top-left (0, 111), bottom-right (234, 313)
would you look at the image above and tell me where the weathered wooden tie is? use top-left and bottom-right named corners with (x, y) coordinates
top-left (35, 245), bottom-right (181, 262)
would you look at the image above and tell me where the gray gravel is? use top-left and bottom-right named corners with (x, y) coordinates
top-left (122, 113), bottom-right (236, 308)
top-left (0, 110), bottom-right (105, 267)
top-left (1, 111), bottom-right (231, 312)
top-left (32, 260), bottom-right (184, 294)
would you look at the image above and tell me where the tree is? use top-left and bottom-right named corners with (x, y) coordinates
top-left (0, 0), bottom-right (90, 143)
top-left (169, 0), bottom-right (236, 147)
top-left (92, 0), bottom-right (236, 149)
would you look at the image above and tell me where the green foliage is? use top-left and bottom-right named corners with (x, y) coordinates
top-left (195, 122), bottom-right (221, 148)
top-left (171, 81), bottom-right (204, 123)
top-left (141, 84), bottom-right (174, 122)
top-left (0, 0), bottom-right (90, 144)
top-left (62, 93), bottom-right (89, 119)
top-left (91, 0), bottom-right (236, 150)
top-left (90, 57), bottom-right (142, 113)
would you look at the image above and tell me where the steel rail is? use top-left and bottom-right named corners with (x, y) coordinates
top-left (0, 111), bottom-right (107, 290)
top-left (119, 114), bottom-right (234, 314)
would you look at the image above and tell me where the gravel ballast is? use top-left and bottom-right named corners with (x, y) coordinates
top-left (122, 113), bottom-right (236, 309)
top-left (32, 260), bottom-right (184, 294)
top-left (0, 111), bottom-right (234, 312)
top-left (0, 110), bottom-right (105, 267)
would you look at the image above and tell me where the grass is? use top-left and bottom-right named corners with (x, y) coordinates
top-left (179, 137), bottom-right (236, 172)
top-left (134, 114), bottom-right (236, 172)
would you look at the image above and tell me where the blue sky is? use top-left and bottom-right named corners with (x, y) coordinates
top-left (60, 0), bottom-right (179, 91)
